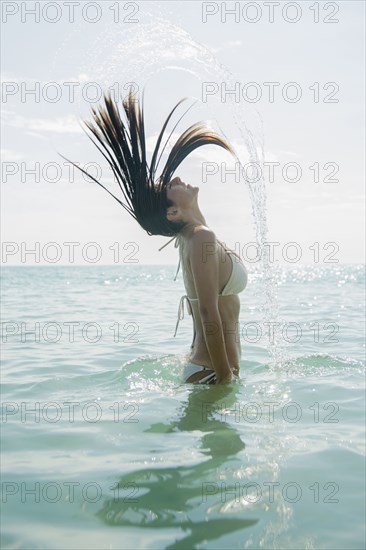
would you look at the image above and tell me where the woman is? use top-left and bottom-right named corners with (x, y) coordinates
top-left (63, 88), bottom-right (248, 384)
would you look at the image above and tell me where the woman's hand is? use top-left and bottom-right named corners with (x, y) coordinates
top-left (215, 368), bottom-right (233, 384)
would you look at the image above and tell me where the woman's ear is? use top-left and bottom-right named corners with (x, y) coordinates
top-left (166, 206), bottom-right (180, 221)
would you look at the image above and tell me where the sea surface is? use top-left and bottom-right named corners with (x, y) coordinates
top-left (1, 264), bottom-right (365, 550)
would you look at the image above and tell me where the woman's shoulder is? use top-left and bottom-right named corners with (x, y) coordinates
top-left (184, 227), bottom-right (222, 271)
top-left (189, 225), bottom-right (216, 241)
top-left (186, 226), bottom-right (218, 255)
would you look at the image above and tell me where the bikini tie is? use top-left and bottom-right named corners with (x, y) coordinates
top-left (173, 294), bottom-right (193, 338)
top-left (158, 234), bottom-right (188, 337)
top-left (158, 234), bottom-right (182, 280)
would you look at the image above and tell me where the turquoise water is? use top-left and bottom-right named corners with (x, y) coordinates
top-left (1, 264), bottom-right (365, 549)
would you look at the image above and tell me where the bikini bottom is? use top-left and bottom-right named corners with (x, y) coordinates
top-left (182, 362), bottom-right (216, 384)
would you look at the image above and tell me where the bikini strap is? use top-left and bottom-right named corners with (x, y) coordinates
top-left (217, 238), bottom-right (242, 263)
top-left (173, 234), bottom-right (182, 281)
top-left (158, 235), bottom-right (177, 252)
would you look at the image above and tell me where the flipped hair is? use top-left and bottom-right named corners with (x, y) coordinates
top-left (61, 88), bottom-right (235, 237)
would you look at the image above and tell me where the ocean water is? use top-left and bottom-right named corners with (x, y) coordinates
top-left (1, 264), bottom-right (365, 550)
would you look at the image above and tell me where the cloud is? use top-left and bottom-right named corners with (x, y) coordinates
top-left (0, 72), bottom-right (92, 86)
top-left (1, 148), bottom-right (23, 161)
top-left (2, 111), bottom-right (83, 134)
top-left (279, 150), bottom-right (298, 157)
top-left (212, 40), bottom-right (243, 54)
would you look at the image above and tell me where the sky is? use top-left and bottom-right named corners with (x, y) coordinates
top-left (1, 0), bottom-right (365, 266)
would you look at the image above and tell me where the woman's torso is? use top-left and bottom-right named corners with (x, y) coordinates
top-left (179, 236), bottom-right (245, 375)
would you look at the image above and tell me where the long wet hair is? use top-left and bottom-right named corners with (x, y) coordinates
top-left (61, 88), bottom-right (235, 237)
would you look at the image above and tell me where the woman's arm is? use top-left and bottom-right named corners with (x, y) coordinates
top-left (189, 228), bottom-right (233, 383)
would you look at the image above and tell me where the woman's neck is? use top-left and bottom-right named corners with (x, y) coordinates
top-left (180, 205), bottom-right (208, 239)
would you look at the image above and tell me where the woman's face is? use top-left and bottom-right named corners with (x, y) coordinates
top-left (166, 176), bottom-right (198, 208)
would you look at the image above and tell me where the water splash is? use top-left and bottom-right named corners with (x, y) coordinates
top-left (69, 15), bottom-right (288, 368)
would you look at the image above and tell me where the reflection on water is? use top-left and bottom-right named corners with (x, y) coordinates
top-left (94, 354), bottom-right (328, 549)
top-left (97, 384), bottom-right (259, 547)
